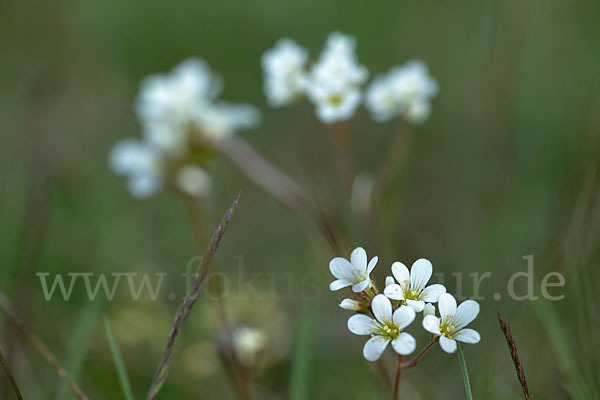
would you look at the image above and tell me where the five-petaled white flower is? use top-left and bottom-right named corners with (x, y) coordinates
top-left (422, 293), bottom-right (481, 353)
top-left (306, 32), bottom-right (368, 123)
top-left (348, 295), bottom-right (416, 361)
top-left (262, 38), bottom-right (309, 107)
top-left (366, 60), bottom-right (437, 124)
top-left (383, 258), bottom-right (446, 312)
top-left (329, 247), bottom-right (378, 293)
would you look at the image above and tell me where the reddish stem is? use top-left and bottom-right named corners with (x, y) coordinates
top-left (393, 354), bottom-right (402, 400)
top-left (401, 337), bottom-right (437, 368)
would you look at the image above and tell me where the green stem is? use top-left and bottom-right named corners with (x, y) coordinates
top-left (457, 344), bottom-right (473, 400)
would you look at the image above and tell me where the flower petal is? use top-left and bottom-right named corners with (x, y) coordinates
top-left (454, 328), bottom-right (480, 344)
top-left (438, 293), bottom-right (457, 324)
top-left (393, 305), bottom-right (416, 329)
top-left (363, 336), bottom-right (390, 361)
top-left (385, 276), bottom-right (395, 287)
top-left (391, 332), bottom-right (416, 355)
top-left (453, 300), bottom-right (480, 330)
top-left (329, 257), bottom-right (354, 280)
top-left (423, 303), bottom-right (436, 317)
top-left (422, 315), bottom-right (441, 335)
top-left (421, 284), bottom-right (446, 303)
top-left (406, 299), bottom-right (425, 312)
top-left (367, 256), bottom-right (378, 273)
top-left (410, 258), bottom-right (433, 290)
top-left (391, 262), bottom-right (410, 286)
top-left (383, 284), bottom-right (404, 300)
top-left (348, 314), bottom-right (378, 335)
top-left (439, 336), bottom-right (457, 353)
top-left (329, 279), bottom-right (351, 291)
top-left (352, 277), bottom-right (370, 293)
top-left (350, 247), bottom-right (367, 270)
top-left (371, 294), bottom-right (393, 323)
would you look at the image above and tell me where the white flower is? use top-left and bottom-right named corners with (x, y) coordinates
top-left (306, 83), bottom-right (362, 123)
top-left (305, 32), bottom-right (368, 123)
top-left (309, 32), bottom-right (368, 88)
top-left (339, 298), bottom-right (365, 312)
top-left (136, 58), bottom-right (219, 126)
top-left (136, 58), bottom-right (259, 152)
top-left (108, 139), bottom-right (163, 198)
top-left (383, 258), bottom-right (446, 312)
top-left (347, 295), bottom-right (416, 361)
top-left (232, 326), bottom-right (267, 367)
top-left (422, 293), bottom-right (481, 353)
top-left (366, 60), bottom-right (437, 123)
top-left (195, 102), bottom-right (260, 141)
top-left (176, 165), bottom-right (212, 197)
top-left (329, 247), bottom-right (378, 293)
top-left (262, 38), bottom-right (309, 107)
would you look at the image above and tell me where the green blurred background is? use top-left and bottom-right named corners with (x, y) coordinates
top-left (1, 0), bottom-right (600, 398)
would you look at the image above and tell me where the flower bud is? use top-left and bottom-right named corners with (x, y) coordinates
top-left (339, 298), bottom-right (365, 312)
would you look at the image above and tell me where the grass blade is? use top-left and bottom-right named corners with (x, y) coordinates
top-left (103, 315), bottom-right (135, 400)
top-left (457, 343), bottom-right (473, 400)
top-left (0, 292), bottom-right (90, 400)
top-left (0, 347), bottom-right (24, 400)
top-left (288, 303), bottom-right (318, 400)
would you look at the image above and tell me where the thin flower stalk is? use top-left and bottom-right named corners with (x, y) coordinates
top-left (393, 354), bottom-right (402, 400)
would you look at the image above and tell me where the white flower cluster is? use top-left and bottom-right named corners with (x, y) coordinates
top-left (109, 58), bottom-right (260, 198)
top-left (262, 32), bottom-right (367, 123)
top-left (330, 247), bottom-right (480, 361)
top-left (366, 61), bottom-right (438, 124)
top-left (262, 33), bottom-right (437, 124)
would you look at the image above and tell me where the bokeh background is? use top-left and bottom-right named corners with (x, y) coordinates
top-left (1, 0), bottom-right (600, 398)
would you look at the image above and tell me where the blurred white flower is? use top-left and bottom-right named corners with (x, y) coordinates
top-left (350, 172), bottom-right (374, 215)
top-left (176, 165), bottom-right (212, 197)
top-left (366, 60), bottom-right (437, 123)
top-left (422, 293), bottom-right (480, 353)
top-left (136, 58), bottom-right (259, 152)
top-left (262, 38), bottom-right (309, 106)
top-left (232, 326), bottom-right (267, 367)
top-left (136, 58), bottom-right (219, 126)
top-left (347, 295), bottom-right (416, 361)
top-left (309, 32), bottom-right (368, 88)
top-left (306, 32), bottom-right (368, 123)
top-left (339, 298), bottom-right (365, 312)
top-left (383, 259), bottom-right (446, 312)
top-left (329, 247), bottom-right (378, 293)
top-left (108, 139), bottom-right (163, 198)
top-left (195, 102), bottom-right (261, 141)
top-left (306, 83), bottom-right (362, 123)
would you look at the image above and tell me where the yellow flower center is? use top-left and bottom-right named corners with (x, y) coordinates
top-left (375, 322), bottom-right (401, 340)
top-left (328, 93), bottom-right (344, 106)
